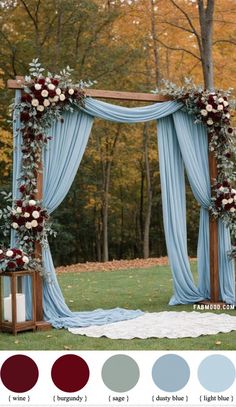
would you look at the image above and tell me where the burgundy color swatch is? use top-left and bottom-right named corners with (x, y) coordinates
top-left (0, 355), bottom-right (39, 393)
top-left (51, 354), bottom-right (90, 392)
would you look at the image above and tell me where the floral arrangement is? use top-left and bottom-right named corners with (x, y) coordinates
top-left (0, 248), bottom-right (30, 272)
top-left (0, 195), bottom-right (54, 255)
top-left (0, 60), bottom-right (92, 275)
top-left (154, 79), bottom-right (236, 258)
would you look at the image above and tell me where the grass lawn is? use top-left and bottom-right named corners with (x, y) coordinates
top-left (0, 262), bottom-right (236, 350)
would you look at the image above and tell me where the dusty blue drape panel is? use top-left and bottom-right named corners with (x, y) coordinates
top-left (172, 111), bottom-right (235, 304)
top-left (42, 111), bottom-right (143, 327)
top-left (157, 116), bottom-right (204, 304)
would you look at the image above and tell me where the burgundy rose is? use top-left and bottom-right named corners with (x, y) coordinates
top-left (16, 200), bottom-right (23, 207)
top-left (38, 78), bottom-right (46, 85)
top-left (227, 127), bottom-right (233, 134)
top-left (17, 217), bottom-right (25, 226)
top-left (7, 261), bottom-right (16, 270)
top-left (19, 185), bottom-right (26, 193)
top-left (225, 152), bottom-right (232, 158)
top-left (20, 111), bottom-right (30, 122)
top-left (48, 90), bottom-right (56, 98)
top-left (21, 93), bottom-right (32, 103)
top-left (223, 180), bottom-right (230, 187)
top-left (51, 78), bottom-right (59, 86)
top-left (36, 225), bottom-right (43, 232)
top-left (16, 258), bottom-right (25, 267)
top-left (38, 216), bottom-right (44, 224)
top-left (14, 248), bottom-right (22, 255)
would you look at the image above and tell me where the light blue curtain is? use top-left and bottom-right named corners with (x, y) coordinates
top-left (42, 110), bottom-right (143, 327)
top-left (11, 94), bottom-right (235, 329)
top-left (172, 111), bottom-right (234, 304)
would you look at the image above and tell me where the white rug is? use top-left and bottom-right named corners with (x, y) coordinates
top-left (68, 311), bottom-right (236, 339)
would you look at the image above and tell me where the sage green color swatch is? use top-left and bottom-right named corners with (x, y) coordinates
top-left (101, 354), bottom-right (140, 392)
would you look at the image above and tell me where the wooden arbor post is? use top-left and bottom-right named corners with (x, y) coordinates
top-left (8, 77), bottom-right (220, 310)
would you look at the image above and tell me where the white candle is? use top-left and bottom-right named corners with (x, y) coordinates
top-left (3, 294), bottom-right (26, 322)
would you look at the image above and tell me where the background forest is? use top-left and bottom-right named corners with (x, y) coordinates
top-left (0, 0), bottom-right (236, 266)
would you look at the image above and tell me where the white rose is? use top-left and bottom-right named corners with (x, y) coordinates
top-left (231, 189), bottom-right (236, 194)
top-left (230, 207), bottom-right (236, 213)
top-left (24, 212), bottom-right (30, 218)
top-left (43, 99), bottom-right (50, 107)
top-left (32, 210), bottom-right (40, 219)
top-left (228, 198), bottom-right (233, 204)
top-left (234, 196), bottom-right (236, 202)
top-left (26, 222), bottom-right (32, 229)
top-left (223, 100), bottom-right (229, 107)
top-left (217, 104), bottom-right (223, 111)
top-left (22, 255), bottom-right (29, 264)
top-left (41, 89), bottom-right (49, 98)
top-left (11, 222), bottom-right (19, 229)
top-left (0, 249), bottom-right (3, 254)
top-left (31, 220), bottom-right (38, 228)
top-left (16, 206), bottom-right (22, 214)
top-left (219, 186), bottom-right (225, 192)
top-left (225, 112), bottom-right (230, 119)
top-left (34, 83), bottom-right (42, 90)
top-left (218, 97), bottom-right (224, 103)
top-left (201, 109), bottom-right (208, 116)
top-left (48, 83), bottom-right (55, 90)
top-left (53, 95), bottom-right (59, 102)
top-left (46, 77), bottom-right (51, 83)
top-left (222, 199), bottom-right (228, 205)
top-left (68, 88), bottom-right (74, 95)
top-left (37, 105), bottom-right (44, 112)
top-left (59, 94), bottom-right (66, 101)
top-left (206, 104), bottom-right (213, 112)
top-left (6, 250), bottom-right (13, 257)
top-left (31, 98), bottom-right (39, 107)
top-left (56, 88), bottom-right (62, 95)
top-left (207, 119), bottom-right (213, 125)
top-left (29, 200), bottom-right (36, 206)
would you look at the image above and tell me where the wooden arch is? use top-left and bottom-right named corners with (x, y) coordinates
top-left (8, 77), bottom-right (219, 328)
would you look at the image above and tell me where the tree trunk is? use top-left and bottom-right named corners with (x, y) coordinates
top-left (198, 0), bottom-right (215, 90)
top-left (101, 126), bottom-right (120, 262)
top-left (143, 123), bottom-right (153, 259)
top-left (150, 0), bottom-right (161, 87)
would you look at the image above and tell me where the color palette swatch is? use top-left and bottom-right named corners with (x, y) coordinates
top-left (0, 351), bottom-right (236, 405)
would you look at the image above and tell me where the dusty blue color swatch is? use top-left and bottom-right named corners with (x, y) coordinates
top-left (152, 354), bottom-right (190, 392)
top-left (101, 354), bottom-right (140, 392)
top-left (198, 355), bottom-right (235, 392)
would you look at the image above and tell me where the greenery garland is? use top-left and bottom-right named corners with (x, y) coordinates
top-left (154, 79), bottom-right (236, 258)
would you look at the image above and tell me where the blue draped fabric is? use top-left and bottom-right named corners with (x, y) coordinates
top-left (11, 94), bottom-right (235, 329)
top-left (172, 111), bottom-right (235, 304)
top-left (41, 110), bottom-right (143, 327)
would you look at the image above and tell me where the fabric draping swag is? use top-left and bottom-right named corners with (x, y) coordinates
top-left (10, 91), bottom-right (235, 329)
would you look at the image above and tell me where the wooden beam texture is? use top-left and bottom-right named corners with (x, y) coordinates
top-left (7, 77), bottom-right (170, 102)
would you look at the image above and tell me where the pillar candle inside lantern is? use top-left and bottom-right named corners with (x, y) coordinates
top-left (3, 293), bottom-right (26, 322)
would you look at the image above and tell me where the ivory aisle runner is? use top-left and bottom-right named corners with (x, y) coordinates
top-left (68, 311), bottom-right (236, 339)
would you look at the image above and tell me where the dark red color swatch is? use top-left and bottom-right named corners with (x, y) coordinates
top-left (0, 355), bottom-right (39, 393)
top-left (51, 355), bottom-right (90, 392)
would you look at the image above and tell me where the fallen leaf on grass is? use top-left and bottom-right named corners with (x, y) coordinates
top-left (69, 300), bottom-right (74, 303)
top-left (64, 345), bottom-right (72, 350)
top-left (47, 335), bottom-right (53, 338)
top-left (14, 340), bottom-right (19, 344)
top-left (215, 341), bottom-right (222, 345)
